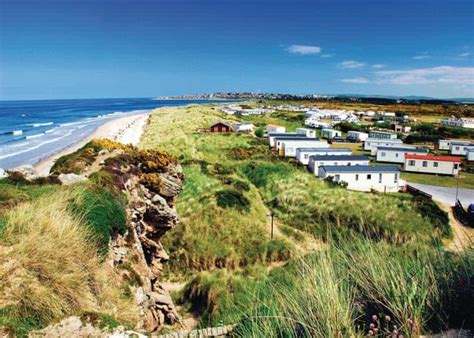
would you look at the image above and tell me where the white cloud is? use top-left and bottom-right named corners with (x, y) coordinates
top-left (320, 53), bottom-right (333, 58)
top-left (340, 60), bottom-right (366, 69)
top-left (374, 66), bottom-right (474, 86)
top-left (372, 64), bottom-right (385, 69)
top-left (459, 52), bottom-right (471, 58)
top-left (341, 77), bottom-right (369, 84)
top-left (412, 54), bottom-right (430, 60)
top-left (287, 45), bottom-right (321, 55)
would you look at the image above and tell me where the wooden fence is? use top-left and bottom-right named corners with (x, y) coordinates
top-left (406, 184), bottom-right (432, 199)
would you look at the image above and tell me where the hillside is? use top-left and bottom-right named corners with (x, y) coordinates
top-left (138, 104), bottom-right (472, 335)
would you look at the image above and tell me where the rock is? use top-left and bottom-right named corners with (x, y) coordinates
top-left (28, 316), bottom-right (148, 338)
top-left (157, 173), bottom-right (183, 197)
top-left (58, 173), bottom-right (88, 185)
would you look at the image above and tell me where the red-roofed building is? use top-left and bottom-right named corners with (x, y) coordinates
top-left (404, 154), bottom-right (462, 176)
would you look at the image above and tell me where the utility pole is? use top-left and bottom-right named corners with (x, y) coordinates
top-left (268, 212), bottom-right (276, 240)
top-left (455, 173), bottom-right (460, 203)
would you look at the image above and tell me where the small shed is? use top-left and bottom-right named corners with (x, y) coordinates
top-left (210, 121), bottom-right (232, 133)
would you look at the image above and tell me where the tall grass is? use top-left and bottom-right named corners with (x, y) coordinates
top-left (0, 189), bottom-right (137, 332)
top-left (182, 239), bottom-right (472, 337)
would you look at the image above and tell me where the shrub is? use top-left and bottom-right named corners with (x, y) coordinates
top-left (139, 173), bottom-right (163, 193)
top-left (215, 190), bottom-right (250, 212)
top-left (5, 171), bottom-right (30, 185)
top-left (255, 127), bottom-right (265, 137)
top-left (68, 187), bottom-right (127, 256)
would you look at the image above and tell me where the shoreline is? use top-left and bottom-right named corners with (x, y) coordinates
top-left (33, 112), bottom-right (150, 176)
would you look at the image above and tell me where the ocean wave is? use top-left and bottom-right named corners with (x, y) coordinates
top-left (2, 130), bottom-right (23, 136)
top-left (26, 133), bottom-right (45, 139)
top-left (31, 122), bottom-right (54, 127)
top-left (0, 129), bottom-right (74, 160)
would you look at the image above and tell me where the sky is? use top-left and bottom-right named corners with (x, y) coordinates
top-left (0, 0), bottom-right (473, 100)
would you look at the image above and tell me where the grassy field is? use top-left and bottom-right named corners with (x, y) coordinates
top-left (401, 171), bottom-right (474, 190)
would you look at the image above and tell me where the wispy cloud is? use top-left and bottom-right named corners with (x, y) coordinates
top-left (286, 45), bottom-right (321, 55)
top-left (412, 53), bottom-right (430, 60)
top-left (458, 52), bottom-right (471, 58)
top-left (374, 66), bottom-right (474, 86)
top-left (340, 60), bottom-right (366, 69)
top-left (341, 77), bottom-right (369, 84)
top-left (372, 64), bottom-right (385, 69)
top-left (320, 53), bottom-right (333, 58)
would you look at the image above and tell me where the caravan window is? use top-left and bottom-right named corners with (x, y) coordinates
top-left (379, 173), bottom-right (382, 183)
top-left (422, 161), bottom-right (428, 167)
top-left (335, 174), bottom-right (340, 181)
top-left (367, 174), bottom-right (372, 180)
top-left (394, 173), bottom-right (398, 183)
top-left (355, 174), bottom-right (359, 181)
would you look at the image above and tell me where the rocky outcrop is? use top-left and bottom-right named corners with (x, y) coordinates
top-left (105, 150), bottom-right (184, 332)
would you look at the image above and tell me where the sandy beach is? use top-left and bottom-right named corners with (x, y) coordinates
top-left (33, 112), bottom-right (150, 176)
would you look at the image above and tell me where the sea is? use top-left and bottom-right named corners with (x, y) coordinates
top-left (0, 98), bottom-right (224, 170)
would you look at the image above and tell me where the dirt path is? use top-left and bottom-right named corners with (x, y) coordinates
top-left (440, 203), bottom-right (474, 252)
top-left (161, 281), bottom-right (200, 331)
top-left (265, 207), bottom-right (325, 255)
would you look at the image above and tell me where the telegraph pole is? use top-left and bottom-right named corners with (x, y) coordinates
top-left (269, 211), bottom-right (276, 240)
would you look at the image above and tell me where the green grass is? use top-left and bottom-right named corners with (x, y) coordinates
top-left (139, 104), bottom-right (452, 276)
top-left (401, 171), bottom-right (474, 190)
top-left (182, 238), bottom-right (473, 337)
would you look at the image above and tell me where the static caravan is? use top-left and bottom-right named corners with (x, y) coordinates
top-left (298, 147), bottom-right (352, 166)
top-left (296, 128), bottom-right (317, 138)
top-left (438, 139), bottom-right (453, 151)
top-left (277, 138), bottom-right (328, 157)
top-left (347, 131), bottom-right (369, 142)
top-left (368, 131), bottom-right (397, 140)
top-left (309, 155), bottom-right (370, 176)
top-left (371, 144), bottom-right (415, 156)
top-left (318, 165), bottom-right (400, 192)
top-left (232, 123), bottom-right (254, 133)
top-left (404, 154), bottom-right (461, 176)
top-left (266, 125), bottom-right (286, 134)
top-left (450, 141), bottom-right (474, 156)
top-left (376, 146), bottom-right (428, 164)
top-left (268, 133), bottom-right (303, 147)
top-left (364, 138), bottom-right (403, 152)
top-left (467, 147), bottom-right (474, 161)
top-left (321, 128), bottom-right (342, 139)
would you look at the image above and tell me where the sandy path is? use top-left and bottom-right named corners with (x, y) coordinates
top-left (33, 113), bottom-right (150, 176)
top-left (440, 203), bottom-right (474, 252)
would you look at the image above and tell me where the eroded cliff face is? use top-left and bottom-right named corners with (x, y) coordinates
top-left (106, 152), bottom-right (184, 332)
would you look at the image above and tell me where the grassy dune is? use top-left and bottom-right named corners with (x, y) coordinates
top-left (0, 182), bottom-right (137, 335)
top-left (140, 104), bottom-right (450, 271)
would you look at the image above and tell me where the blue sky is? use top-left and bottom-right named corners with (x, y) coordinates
top-left (0, 0), bottom-right (473, 100)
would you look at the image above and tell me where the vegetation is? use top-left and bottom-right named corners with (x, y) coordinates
top-left (0, 189), bottom-right (137, 335)
top-left (0, 139), bottom-right (178, 335)
top-left (401, 171), bottom-right (474, 190)
top-left (181, 239), bottom-right (473, 336)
